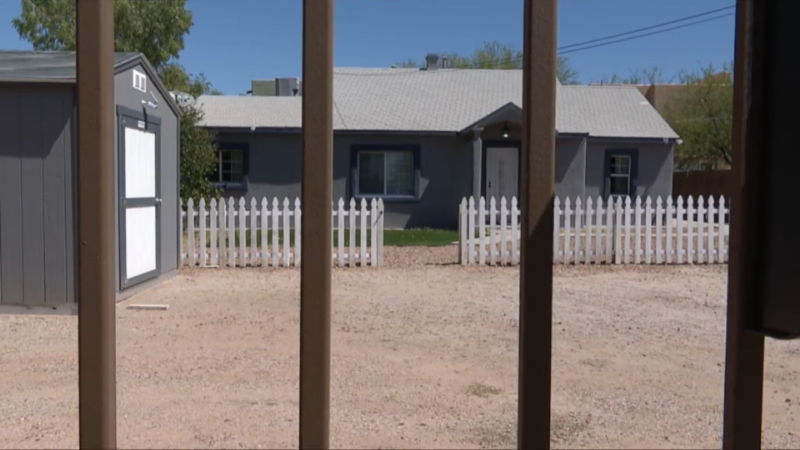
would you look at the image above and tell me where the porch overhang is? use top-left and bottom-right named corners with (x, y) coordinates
top-left (458, 102), bottom-right (524, 135)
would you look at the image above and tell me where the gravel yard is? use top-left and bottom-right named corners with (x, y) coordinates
top-left (2, 247), bottom-right (799, 449)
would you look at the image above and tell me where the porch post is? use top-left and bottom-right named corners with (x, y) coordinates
top-left (472, 127), bottom-right (483, 201)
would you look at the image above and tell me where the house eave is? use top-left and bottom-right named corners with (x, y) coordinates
top-left (205, 126), bottom-right (458, 136)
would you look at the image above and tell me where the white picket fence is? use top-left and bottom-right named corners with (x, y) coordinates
top-left (459, 195), bottom-right (730, 265)
top-left (181, 197), bottom-right (385, 268)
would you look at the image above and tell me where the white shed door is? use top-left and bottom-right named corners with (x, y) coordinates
top-left (120, 119), bottom-right (160, 288)
top-left (485, 146), bottom-right (519, 202)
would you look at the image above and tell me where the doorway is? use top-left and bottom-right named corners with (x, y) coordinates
top-left (118, 109), bottom-right (161, 290)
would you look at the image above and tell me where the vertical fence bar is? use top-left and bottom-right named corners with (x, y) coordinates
top-left (723, 0), bottom-right (766, 446)
top-left (517, 0), bottom-right (557, 445)
top-left (299, 0), bottom-right (334, 445)
top-left (76, 0), bottom-right (117, 446)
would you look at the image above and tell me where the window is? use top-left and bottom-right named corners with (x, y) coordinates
top-left (604, 149), bottom-right (638, 199)
top-left (132, 69), bottom-right (147, 93)
top-left (351, 145), bottom-right (421, 200)
top-left (210, 144), bottom-right (248, 189)
top-left (609, 155), bottom-right (631, 197)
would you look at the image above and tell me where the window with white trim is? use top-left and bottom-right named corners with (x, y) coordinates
top-left (212, 148), bottom-right (244, 183)
top-left (608, 154), bottom-right (632, 197)
top-left (357, 150), bottom-right (415, 197)
top-left (132, 69), bottom-right (147, 93)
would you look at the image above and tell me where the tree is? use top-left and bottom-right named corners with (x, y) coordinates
top-left (600, 66), bottom-right (673, 85)
top-left (395, 41), bottom-right (580, 84)
top-left (13, 0), bottom-right (221, 199)
top-left (663, 64), bottom-right (733, 170)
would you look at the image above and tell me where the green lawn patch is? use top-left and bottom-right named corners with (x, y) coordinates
top-left (384, 228), bottom-right (458, 247)
top-left (184, 228), bottom-right (459, 248)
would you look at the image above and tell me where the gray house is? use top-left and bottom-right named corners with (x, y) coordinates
top-left (197, 55), bottom-right (679, 229)
top-left (0, 50), bottom-right (181, 312)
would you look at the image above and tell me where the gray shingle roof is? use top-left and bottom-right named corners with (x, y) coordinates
top-left (0, 50), bottom-right (140, 81)
top-left (197, 67), bottom-right (679, 139)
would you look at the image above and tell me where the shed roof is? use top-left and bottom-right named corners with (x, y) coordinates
top-left (197, 67), bottom-right (679, 140)
top-left (0, 50), bottom-right (181, 118)
top-left (0, 50), bottom-right (140, 81)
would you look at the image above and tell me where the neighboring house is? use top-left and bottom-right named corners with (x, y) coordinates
top-left (198, 54), bottom-right (679, 229)
top-left (0, 50), bottom-right (181, 311)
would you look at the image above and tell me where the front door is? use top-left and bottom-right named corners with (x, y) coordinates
top-left (119, 114), bottom-right (161, 290)
top-left (485, 146), bottom-right (519, 202)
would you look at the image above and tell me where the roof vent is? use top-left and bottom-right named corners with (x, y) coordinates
top-left (276, 77), bottom-right (300, 96)
top-left (169, 91), bottom-right (195, 108)
top-left (425, 53), bottom-right (441, 71)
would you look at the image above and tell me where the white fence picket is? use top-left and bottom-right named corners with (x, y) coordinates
top-left (360, 199), bottom-right (368, 266)
top-left (199, 199), bottom-right (207, 266)
top-left (510, 197), bottom-right (519, 265)
top-left (370, 199), bottom-right (378, 267)
top-left (294, 198), bottom-right (302, 266)
top-left (489, 197), bottom-right (497, 266)
top-left (227, 198), bottom-right (235, 267)
top-left (187, 199), bottom-right (196, 267)
top-left (585, 197), bottom-right (594, 265)
top-left (337, 198), bottom-right (345, 267)
top-left (181, 196), bottom-right (383, 269)
top-left (282, 198), bottom-right (291, 267)
top-left (210, 199), bottom-right (218, 266)
top-left (553, 197), bottom-right (561, 264)
top-left (644, 197), bottom-right (652, 264)
top-left (250, 198), bottom-right (258, 266)
top-left (718, 197), bottom-right (727, 263)
top-left (500, 197), bottom-right (509, 265)
top-left (676, 196), bottom-right (684, 264)
top-left (456, 194), bottom-right (730, 267)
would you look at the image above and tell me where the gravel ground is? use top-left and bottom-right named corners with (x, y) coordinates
top-left (2, 247), bottom-right (799, 449)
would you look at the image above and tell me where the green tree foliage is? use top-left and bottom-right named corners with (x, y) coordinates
top-left (664, 64), bottom-right (733, 170)
top-left (179, 106), bottom-right (219, 201)
top-left (600, 63), bottom-right (733, 170)
top-left (395, 41), bottom-right (580, 84)
top-left (600, 66), bottom-right (673, 85)
top-left (12, 0), bottom-right (220, 200)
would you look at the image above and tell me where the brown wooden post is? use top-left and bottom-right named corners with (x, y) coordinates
top-left (299, 0), bottom-right (334, 448)
top-left (722, 0), bottom-right (766, 448)
top-left (517, 0), bottom-right (557, 448)
top-left (76, 0), bottom-right (117, 448)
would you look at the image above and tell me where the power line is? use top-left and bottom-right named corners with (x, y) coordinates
top-left (344, 5), bottom-right (736, 76)
top-left (457, 5), bottom-right (736, 69)
top-left (558, 5), bottom-right (734, 51)
top-left (559, 13), bottom-right (734, 56)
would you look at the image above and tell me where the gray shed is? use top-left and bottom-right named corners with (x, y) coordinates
top-left (0, 50), bottom-right (181, 314)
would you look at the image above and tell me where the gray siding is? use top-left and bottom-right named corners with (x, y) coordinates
top-left (217, 133), bottom-right (471, 229)
top-left (585, 140), bottom-right (674, 200)
top-left (555, 136), bottom-right (587, 201)
top-left (0, 83), bottom-right (75, 307)
top-left (212, 131), bottom-right (674, 230)
top-left (114, 64), bottom-right (180, 294)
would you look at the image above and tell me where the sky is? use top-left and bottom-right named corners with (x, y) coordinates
top-left (0, 0), bottom-right (736, 95)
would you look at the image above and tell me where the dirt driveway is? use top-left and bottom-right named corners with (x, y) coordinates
top-left (1, 248), bottom-right (799, 449)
